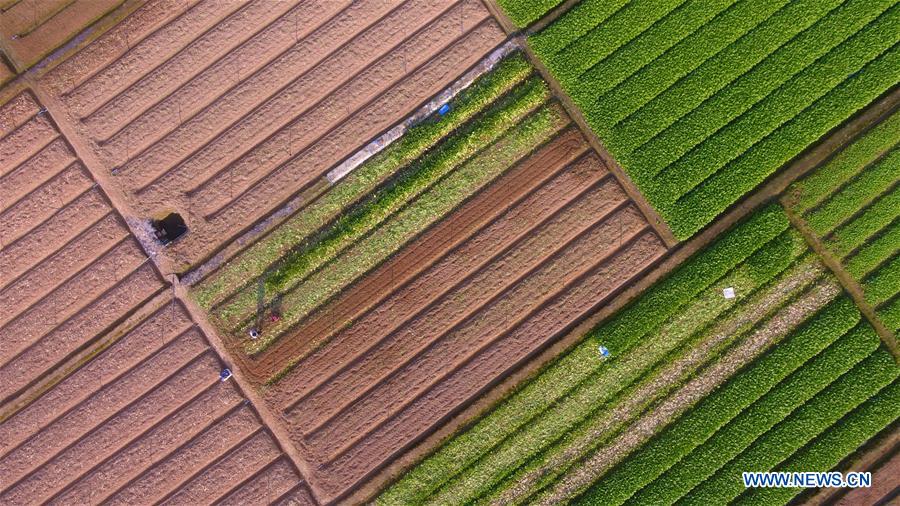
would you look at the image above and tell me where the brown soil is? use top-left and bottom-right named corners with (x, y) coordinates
top-left (241, 128), bottom-right (591, 383)
top-left (255, 149), bottom-right (665, 500)
top-left (0, 0), bottom-right (128, 71)
top-left (835, 446), bottom-right (900, 505)
top-left (36, 0), bottom-right (507, 272)
top-left (0, 89), bottom-right (307, 505)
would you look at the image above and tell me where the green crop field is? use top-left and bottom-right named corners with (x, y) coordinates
top-left (525, 0), bottom-right (900, 239)
top-left (192, 53), bottom-right (568, 356)
top-left (378, 203), bottom-right (899, 505)
top-left (786, 107), bottom-right (900, 337)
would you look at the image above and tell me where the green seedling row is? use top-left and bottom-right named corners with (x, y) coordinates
top-left (378, 205), bottom-right (790, 504)
top-left (862, 254), bottom-right (900, 306)
top-left (246, 103), bottom-right (568, 354)
top-left (827, 184), bottom-right (900, 258)
top-left (575, 297), bottom-right (863, 505)
top-left (735, 376), bottom-right (900, 505)
top-left (522, 0), bottom-right (899, 238)
top-left (496, 0), bottom-right (564, 28)
top-left (680, 347), bottom-right (900, 505)
top-left (787, 106), bottom-right (900, 213)
top-left (805, 148), bottom-right (900, 236)
top-left (192, 54), bottom-right (533, 309)
top-left (212, 75), bottom-right (551, 332)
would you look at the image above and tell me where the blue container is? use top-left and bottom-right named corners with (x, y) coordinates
top-left (438, 103), bottom-right (451, 116)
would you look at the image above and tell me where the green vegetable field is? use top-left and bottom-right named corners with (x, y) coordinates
top-left (192, 54), bottom-right (566, 355)
top-left (378, 203), bottom-right (898, 505)
top-left (527, 0), bottom-right (900, 239)
top-left (786, 107), bottom-right (900, 337)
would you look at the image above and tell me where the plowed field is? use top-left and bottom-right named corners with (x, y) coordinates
top-left (0, 89), bottom-right (310, 505)
top-left (37, 0), bottom-right (507, 271)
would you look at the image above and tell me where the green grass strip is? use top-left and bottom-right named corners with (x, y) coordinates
top-left (679, 346), bottom-right (900, 505)
top-left (616, 0), bottom-right (851, 176)
top-left (845, 219), bottom-right (900, 278)
top-left (574, 297), bottom-right (863, 505)
top-left (668, 33), bottom-right (900, 239)
top-left (247, 104), bottom-right (568, 354)
top-left (622, 314), bottom-right (873, 506)
top-left (530, 0), bottom-right (629, 60)
top-left (650, 2), bottom-right (898, 205)
top-left (589, 0), bottom-right (791, 143)
top-left (432, 236), bottom-right (809, 505)
top-left (806, 148), bottom-right (900, 235)
top-left (572, 0), bottom-right (737, 105)
top-left (734, 376), bottom-right (900, 505)
top-left (212, 76), bottom-right (550, 330)
top-left (191, 54), bottom-right (533, 309)
top-left (788, 108), bottom-right (900, 214)
top-left (496, 0), bottom-right (563, 28)
top-left (863, 254), bottom-right (900, 306)
top-left (828, 183), bottom-right (900, 257)
top-left (377, 205), bottom-right (788, 505)
top-left (550, 0), bottom-right (686, 83)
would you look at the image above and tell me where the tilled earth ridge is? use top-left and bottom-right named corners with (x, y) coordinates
top-left (0, 89), bottom-right (312, 505)
top-left (37, 0), bottom-right (507, 271)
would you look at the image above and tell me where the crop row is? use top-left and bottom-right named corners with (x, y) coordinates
top-left (680, 345), bottom-right (899, 504)
top-left (526, 0), bottom-right (900, 238)
top-left (211, 72), bottom-right (551, 333)
top-left (377, 205), bottom-right (801, 504)
top-left (192, 54), bottom-right (534, 310)
top-left (737, 375), bottom-right (900, 505)
top-left (786, 105), bottom-right (899, 345)
top-left (579, 298), bottom-right (868, 504)
top-left (496, 0), bottom-right (564, 28)
top-left (242, 99), bottom-right (566, 354)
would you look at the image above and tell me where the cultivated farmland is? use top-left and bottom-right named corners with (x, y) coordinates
top-left (36, 0), bottom-right (507, 271)
top-left (785, 107), bottom-right (900, 343)
top-left (380, 204), bottom-right (900, 505)
top-left (527, 0), bottom-right (900, 239)
top-left (0, 89), bottom-right (312, 505)
top-left (190, 52), bottom-right (668, 501)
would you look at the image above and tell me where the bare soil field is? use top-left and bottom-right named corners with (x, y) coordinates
top-left (248, 125), bottom-right (667, 500)
top-left (0, 0), bottom-right (131, 71)
top-left (36, 0), bottom-right (507, 272)
top-left (0, 89), bottom-right (311, 505)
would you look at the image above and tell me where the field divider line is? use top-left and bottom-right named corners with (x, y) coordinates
top-left (79, 0), bottom-right (266, 124)
top-left (38, 377), bottom-right (229, 505)
top-left (28, 69), bottom-right (320, 500)
top-left (293, 184), bottom-right (628, 435)
top-left (197, 1), bottom-right (484, 219)
top-left (121, 0), bottom-right (415, 186)
top-left (0, 350), bottom-right (215, 497)
top-left (208, 449), bottom-right (286, 505)
top-left (151, 425), bottom-right (266, 506)
top-left (278, 170), bottom-right (617, 415)
top-left (505, 30), bottom-right (678, 246)
top-left (178, 38), bottom-right (521, 289)
top-left (0, 161), bottom-right (92, 241)
top-left (530, 278), bottom-right (842, 506)
top-left (58, 0), bottom-right (204, 100)
top-left (0, 287), bottom-right (174, 425)
top-left (0, 104), bottom-right (43, 147)
top-left (0, 139), bottom-right (79, 211)
top-left (53, 385), bottom-right (246, 506)
top-left (318, 217), bottom-right (650, 466)
top-left (782, 198), bottom-right (900, 360)
top-left (253, 132), bottom-right (591, 385)
top-left (491, 256), bottom-right (828, 505)
top-left (224, 94), bottom-right (558, 343)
